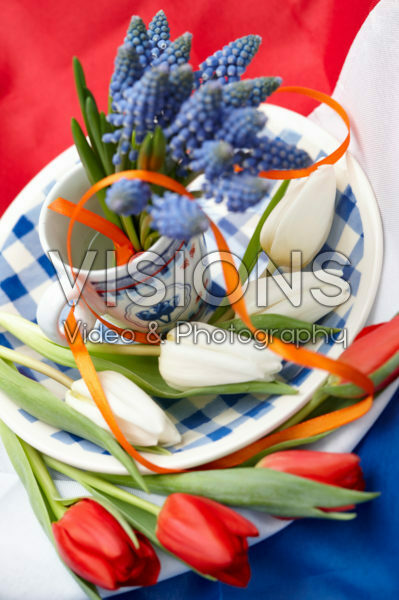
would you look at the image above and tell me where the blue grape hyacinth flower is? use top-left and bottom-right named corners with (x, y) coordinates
top-left (243, 137), bottom-right (312, 173)
top-left (124, 15), bottom-right (152, 69)
top-left (105, 179), bottom-right (151, 216)
top-left (149, 193), bottom-right (209, 241)
top-left (109, 44), bottom-right (143, 108)
top-left (166, 81), bottom-right (223, 162)
top-left (197, 35), bottom-right (262, 84)
top-left (148, 9), bottom-right (170, 59)
top-left (222, 76), bottom-right (282, 108)
top-left (190, 141), bottom-right (234, 182)
top-left (212, 173), bottom-right (270, 212)
top-left (216, 107), bottom-right (266, 148)
top-left (160, 64), bottom-right (194, 126)
top-left (152, 32), bottom-right (192, 70)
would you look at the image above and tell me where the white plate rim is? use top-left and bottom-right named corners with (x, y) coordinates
top-left (0, 104), bottom-right (384, 473)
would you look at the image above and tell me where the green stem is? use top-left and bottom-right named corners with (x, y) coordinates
top-left (21, 442), bottom-right (66, 520)
top-left (275, 387), bottom-right (330, 432)
top-left (120, 215), bottom-right (142, 251)
top-left (0, 345), bottom-right (73, 388)
top-left (44, 456), bottom-right (161, 517)
top-left (86, 342), bottom-right (161, 357)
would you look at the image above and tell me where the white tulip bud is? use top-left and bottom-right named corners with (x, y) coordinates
top-left (260, 165), bottom-right (336, 268)
top-left (65, 370), bottom-right (181, 447)
top-left (158, 322), bottom-right (282, 390)
top-left (244, 269), bottom-right (349, 323)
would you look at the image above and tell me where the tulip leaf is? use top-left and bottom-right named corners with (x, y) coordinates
top-left (219, 313), bottom-right (340, 341)
top-left (0, 422), bottom-right (101, 600)
top-left (0, 359), bottom-right (145, 491)
top-left (321, 350), bottom-right (399, 399)
top-left (140, 468), bottom-right (379, 519)
top-left (239, 432), bottom-right (330, 466)
top-left (0, 312), bottom-right (295, 398)
top-left (0, 420), bottom-right (53, 536)
top-left (208, 180), bottom-right (290, 325)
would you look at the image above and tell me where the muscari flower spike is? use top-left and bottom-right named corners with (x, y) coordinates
top-left (190, 141), bottom-right (234, 182)
top-left (198, 34), bottom-right (262, 85)
top-left (108, 63), bottom-right (170, 164)
top-left (152, 32), bottom-right (192, 70)
top-left (148, 9), bottom-right (170, 59)
top-left (160, 64), bottom-right (194, 127)
top-left (124, 15), bottom-right (153, 69)
top-left (109, 44), bottom-right (143, 108)
top-left (222, 76), bottom-right (282, 108)
top-left (213, 172), bottom-right (270, 212)
top-left (105, 179), bottom-right (151, 216)
top-left (216, 107), bottom-right (266, 148)
top-left (149, 193), bottom-right (209, 241)
top-left (242, 136), bottom-right (312, 174)
top-left (165, 81), bottom-right (223, 163)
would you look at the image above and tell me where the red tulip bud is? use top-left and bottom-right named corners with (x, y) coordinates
top-left (52, 499), bottom-right (160, 590)
top-left (156, 493), bottom-right (258, 587)
top-left (257, 450), bottom-right (365, 513)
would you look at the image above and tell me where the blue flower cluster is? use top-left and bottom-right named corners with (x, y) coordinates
top-left (124, 16), bottom-right (152, 69)
top-left (105, 179), bottom-right (151, 216)
top-left (109, 44), bottom-right (143, 108)
top-left (100, 9), bottom-right (314, 234)
top-left (152, 33), bottom-right (192, 70)
top-left (222, 77), bottom-right (281, 108)
top-left (148, 10), bottom-right (170, 59)
top-left (242, 137), bottom-right (311, 174)
top-left (216, 108), bottom-right (266, 148)
top-left (213, 173), bottom-right (271, 212)
top-left (197, 35), bottom-right (261, 84)
top-left (190, 141), bottom-right (234, 182)
top-left (149, 193), bottom-right (209, 241)
top-left (165, 81), bottom-right (223, 163)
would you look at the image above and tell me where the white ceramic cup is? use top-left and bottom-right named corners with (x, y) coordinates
top-left (37, 164), bottom-right (209, 345)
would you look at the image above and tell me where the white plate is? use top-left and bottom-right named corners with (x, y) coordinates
top-left (0, 104), bottom-right (383, 473)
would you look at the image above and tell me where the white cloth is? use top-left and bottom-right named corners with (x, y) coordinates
top-left (1, 1), bottom-right (399, 597)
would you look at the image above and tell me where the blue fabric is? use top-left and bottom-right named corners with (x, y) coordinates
top-left (115, 384), bottom-right (399, 600)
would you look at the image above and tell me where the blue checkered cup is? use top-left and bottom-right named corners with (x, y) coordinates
top-left (36, 164), bottom-right (209, 345)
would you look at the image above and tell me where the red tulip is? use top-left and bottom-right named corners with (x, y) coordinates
top-left (156, 493), bottom-right (258, 587)
top-left (341, 314), bottom-right (399, 392)
top-left (257, 450), bottom-right (365, 512)
top-left (52, 499), bottom-right (160, 590)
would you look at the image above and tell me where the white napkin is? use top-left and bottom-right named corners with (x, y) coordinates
top-left (1, 1), bottom-right (399, 597)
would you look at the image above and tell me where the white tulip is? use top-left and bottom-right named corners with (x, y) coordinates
top-left (65, 370), bottom-right (181, 447)
top-left (260, 165), bottom-right (336, 268)
top-left (244, 268), bottom-right (350, 323)
top-left (158, 322), bottom-right (282, 390)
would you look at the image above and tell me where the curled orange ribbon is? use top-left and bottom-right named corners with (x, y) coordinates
top-left (48, 86), bottom-right (372, 473)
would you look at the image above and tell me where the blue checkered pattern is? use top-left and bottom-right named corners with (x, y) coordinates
top-left (0, 126), bottom-right (364, 458)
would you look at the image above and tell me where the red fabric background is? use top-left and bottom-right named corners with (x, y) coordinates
top-left (1, 0), bottom-right (378, 215)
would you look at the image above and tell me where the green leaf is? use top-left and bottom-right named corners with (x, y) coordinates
top-left (85, 96), bottom-right (113, 175)
top-left (137, 132), bottom-right (153, 170)
top-left (322, 351), bottom-right (399, 399)
top-left (149, 126), bottom-right (166, 171)
top-left (100, 111), bottom-right (116, 172)
top-left (0, 420), bottom-right (53, 536)
top-left (0, 359), bottom-right (145, 490)
top-left (0, 313), bottom-right (295, 398)
top-left (141, 468), bottom-right (379, 519)
top-left (239, 432), bottom-right (330, 466)
top-left (0, 422), bottom-right (101, 599)
top-left (71, 118), bottom-right (122, 229)
top-left (208, 180), bottom-right (290, 325)
top-left (219, 313), bottom-right (339, 341)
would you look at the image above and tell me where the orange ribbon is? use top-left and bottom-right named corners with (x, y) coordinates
top-left (49, 86), bottom-right (372, 473)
